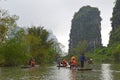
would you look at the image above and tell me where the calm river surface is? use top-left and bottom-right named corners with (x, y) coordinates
top-left (0, 64), bottom-right (120, 80)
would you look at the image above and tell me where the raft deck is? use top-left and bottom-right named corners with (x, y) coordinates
top-left (77, 68), bottom-right (92, 71)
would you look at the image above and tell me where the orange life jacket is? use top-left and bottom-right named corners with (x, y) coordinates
top-left (71, 59), bottom-right (77, 65)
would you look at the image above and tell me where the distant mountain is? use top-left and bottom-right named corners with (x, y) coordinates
top-left (69, 6), bottom-right (102, 53)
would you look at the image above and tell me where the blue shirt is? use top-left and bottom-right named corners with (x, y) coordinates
top-left (80, 55), bottom-right (85, 61)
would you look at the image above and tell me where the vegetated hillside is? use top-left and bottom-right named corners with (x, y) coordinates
top-left (69, 6), bottom-right (102, 53)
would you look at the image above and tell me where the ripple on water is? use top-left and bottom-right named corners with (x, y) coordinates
top-left (100, 64), bottom-right (113, 80)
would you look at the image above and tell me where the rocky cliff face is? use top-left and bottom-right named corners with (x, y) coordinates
top-left (109, 0), bottom-right (120, 45)
top-left (69, 6), bottom-right (102, 53)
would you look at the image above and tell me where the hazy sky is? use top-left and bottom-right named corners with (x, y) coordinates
top-left (0, 0), bottom-right (115, 52)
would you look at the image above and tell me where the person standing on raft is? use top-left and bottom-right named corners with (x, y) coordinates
top-left (79, 54), bottom-right (86, 68)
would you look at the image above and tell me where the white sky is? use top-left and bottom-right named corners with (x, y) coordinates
top-left (0, 0), bottom-right (115, 52)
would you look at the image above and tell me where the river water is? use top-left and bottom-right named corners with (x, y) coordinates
top-left (0, 64), bottom-right (120, 80)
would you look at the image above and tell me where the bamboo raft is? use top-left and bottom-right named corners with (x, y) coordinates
top-left (77, 68), bottom-right (92, 71)
top-left (57, 65), bottom-right (92, 71)
top-left (21, 65), bottom-right (39, 68)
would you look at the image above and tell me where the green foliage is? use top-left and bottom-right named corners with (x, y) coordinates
top-left (0, 9), bottom-right (18, 45)
top-left (4, 29), bottom-right (29, 66)
top-left (92, 47), bottom-right (110, 62)
top-left (110, 0), bottom-right (120, 45)
top-left (0, 45), bottom-right (5, 65)
top-left (111, 0), bottom-right (120, 31)
top-left (0, 25), bottom-right (60, 66)
top-left (72, 40), bottom-right (87, 54)
top-left (26, 26), bottom-right (58, 64)
top-left (110, 44), bottom-right (120, 62)
top-left (0, 9), bottom-right (61, 66)
top-left (89, 44), bottom-right (120, 63)
top-left (109, 26), bottom-right (120, 45)
top-left (108, 0), bottom-right (120, 63)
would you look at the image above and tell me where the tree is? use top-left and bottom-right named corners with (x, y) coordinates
top-left (27, 26), bottom-right (58, 64)
top-left (4, 28), bottom-right (29, 66)
top-left (0, 9), bottom-right (19, 66)
top-left (0, 9), bottom-right (18, 45)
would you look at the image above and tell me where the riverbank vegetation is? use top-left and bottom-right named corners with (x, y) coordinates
top-left (92, 0), bottom-right (120, 63)
top-left (0, 9), bottom-right (61, 66)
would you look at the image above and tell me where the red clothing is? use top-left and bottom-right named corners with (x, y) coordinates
top-left (31, 60), bottom-right (35, 67)
top-left (62, 59), bottom-right (67, 67)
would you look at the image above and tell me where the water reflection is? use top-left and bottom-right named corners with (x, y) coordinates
top-left (51, 67), bottom-right (71, 80)
top-left (28, 67), bottom-right (36, 80)
top-left (1, 64), bottom-right (120, 80)
top-left (101, 64), bottom-right (113, 80)
top-left (71, 69), bottom-right (77, 80)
